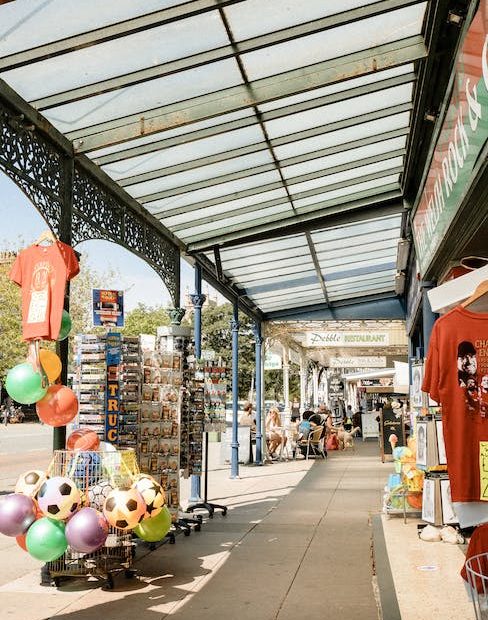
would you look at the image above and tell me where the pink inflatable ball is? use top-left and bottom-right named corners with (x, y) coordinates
top-left (0, 493), bottom-right (36, 537)
top-left (65, 507), bottom-right (109, 554)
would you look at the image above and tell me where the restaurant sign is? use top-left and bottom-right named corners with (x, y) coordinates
top-left (329, 356), bottom-right (387, 368)
top-left (413, 2), bottom-right (488, 275)
top-left (305, 332), bottom-right (389, 347)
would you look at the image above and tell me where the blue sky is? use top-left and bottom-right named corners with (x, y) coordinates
top-left (0, 172), bottom-right (216, 311)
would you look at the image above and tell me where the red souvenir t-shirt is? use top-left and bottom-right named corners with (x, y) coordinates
top-left (9, 241), bottom-right (79, 341)
top-left (422, 306), bottom-right (488, 503)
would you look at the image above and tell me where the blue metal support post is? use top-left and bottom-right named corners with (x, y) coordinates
top-left (421, 281), bottom-right (437, 353)
top-left (231, 300), bottom-right (240, 478)
top-left (189, 265), bottom-right (205, 503)
top-left (253, 322), bottom-right (263, 465)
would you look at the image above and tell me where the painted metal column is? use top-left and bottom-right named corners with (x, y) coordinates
top-left (421, 281), bottom-right (437, 354)
top-left (54, 156), bottom-right (74, 452)
top-left (253, 322), bottom-right (263, 465)
top-left (312, 366), bottom-right (319, 407)
top-left (189, 265), bottom-right (206, 503)
top-left (299, 353), bottom-right (307, 412)
top-left (282, 344), bottom-right (290, 414)
top-left (230, 300), bottom-right (240, 478)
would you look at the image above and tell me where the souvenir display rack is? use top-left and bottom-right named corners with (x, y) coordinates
top-left (73, 334), bottom-right (106, 438)
top-left (118, 337), bottom-right (141, 449)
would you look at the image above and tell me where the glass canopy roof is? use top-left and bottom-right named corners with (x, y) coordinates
top-left (0, 0), bottom-right (434, 316)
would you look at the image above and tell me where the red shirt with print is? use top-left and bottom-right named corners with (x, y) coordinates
top-left (10, 241), bottom-right (79, 341)
top-left (422, 306), bottom-right (488, 503)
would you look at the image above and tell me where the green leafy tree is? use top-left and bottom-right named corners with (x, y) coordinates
top-left (201, 302), bottom-right (255, 398)
top-left (122, 303), bottom-right (170, 336)
top-left (0, 261), bottom-right (27, 379)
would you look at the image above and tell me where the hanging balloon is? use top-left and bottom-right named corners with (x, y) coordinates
top-left (26, 517), bottom-right (67, 562)
top-left (65, 507), bottom-right (109, 554)
top-left (5, 362), bottom-right (48, 405)
top-left (37, 477), bottom-right (81, 521)
top-left (39, 349), bottom-right (62, 383)
top-left (134, 506), bottom-right (172, 542)
top-left (57, 310), bottom-right (72, 341)
top-left (0, 493), bottom-right (37, 537)
top-left (36, 385), bottom-right (78, 427)
top-left (67, 428), bottom-right (100, 451)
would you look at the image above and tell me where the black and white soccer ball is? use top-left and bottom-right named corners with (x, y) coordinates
top-left (15, 470), bottom-right (48, 498)
top-left (37, 476), bottom-right (81, 520)
top-left (103, 488), bottom-right (146, 530)
top-left (133, 475), bottom-right (166, 519)
top-left (88, 479), bottom-right (114, 511)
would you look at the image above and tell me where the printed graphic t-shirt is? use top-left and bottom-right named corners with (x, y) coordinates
top-left (422, 306), bottom-right (488, 502)
top-left (10, 241), bottom-right (79, 341)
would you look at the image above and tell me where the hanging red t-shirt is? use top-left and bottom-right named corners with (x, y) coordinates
top-left (422, 306), bottom-right (488, 503)
top-left (461, 523), bottom-right (488, 593)
top-left (9, 241), bottom-right (79, 341)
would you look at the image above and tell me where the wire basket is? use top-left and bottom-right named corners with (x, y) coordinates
top-left (465, 553), bottom-right (488, 619)
top-left (46, 449), bottom-right (139, 585)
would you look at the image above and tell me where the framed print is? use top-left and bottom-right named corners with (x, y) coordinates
top-left (436, 420), bottom-right (447, 465)
top-left (422, 478), bottom-right (435, 523)
top-left (416, 421), bottom-right (428, 467)
top-left (440, 479), bottom-right (458, 525)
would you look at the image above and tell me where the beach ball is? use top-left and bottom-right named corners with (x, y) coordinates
top-left (65, 507), bottom-right (109, 554)
top-left (103, 488), bottom-right (146, 531)
top-left (6, 362), bottom-right (47, 404)
top-left (36, 385), bottom-right (78, 427)
top-left (0, 493), bottom-right (36, 537)
top-left (37, 477), bottom-right (81, 521)
top-left (39, 349), bottom-right (62, 383)
top-left (67, 428), bottom-right (100, 451)
top-left (88, 480), bottom-right (114, 512)
top-left (134, 506), bottom-right (172, 542)
top-left (26, 518), bottom-right (67, 562)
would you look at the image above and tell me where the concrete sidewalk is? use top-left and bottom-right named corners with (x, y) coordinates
top-left (0, 439), bottom-right (475, 619)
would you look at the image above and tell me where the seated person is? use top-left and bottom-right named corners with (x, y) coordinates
top-left (266, 407), bottom-right (287, 457)
top-left (239, 401), bottom-right (256, 432)
top-left (298, 410), bottom-right (313, 439)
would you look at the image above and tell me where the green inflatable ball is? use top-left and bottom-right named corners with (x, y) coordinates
top-left (26, 517), bottom-right (67, 562)
top-left (6, 363), bottom-right (48, 405)
top-left (134, 506), bottom-right (172, 542)
top-left (57, 310), bottom-right (72, 341)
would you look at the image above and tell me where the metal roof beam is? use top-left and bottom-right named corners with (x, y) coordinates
top-left (167, 150), bottom-right (405, 232)
top-left (93, 71), bottom-right (415, 164)
top-left (31, 0), bottom-right (423, 111)
top-left (67, 35), bottom-right (426, 152)
top-left (150, 104), bottom-right (411, 214)
top-left (187, 193), bottom-right (404, 252)
top-left (0, 0), bottom-right (248, 72)
top-left (119, 124), bottom-right (409, 190)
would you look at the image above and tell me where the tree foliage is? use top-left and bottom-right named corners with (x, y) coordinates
top-left (0, 262), bottom-right (27, 379)
top-left (122, 303), bottom-right (170, 336)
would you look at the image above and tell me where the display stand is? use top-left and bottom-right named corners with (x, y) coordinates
top-left (186, 360), bottom-right (227, 518)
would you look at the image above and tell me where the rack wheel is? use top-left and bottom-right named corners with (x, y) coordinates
top-left (53, 577), bottom-right (62, 588)
top-left (184, 528), bottom-right (190, 536)
top-left (196, 514), bottom-right (203, 523)
top-left (124, 569), bottom-right (136, 579)
top-left (170, 536), bottom-right (176, 544)
top-left (222, 507), bottom-right (227, 516)
top-left (195, 523), bottom-right (201, 532)
top-left (103, 574), bottom-right (115, 590)
top-left (149, 543), bottom-right (156, 551)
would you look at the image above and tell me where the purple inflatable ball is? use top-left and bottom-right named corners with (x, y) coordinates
top-left (0, 493), bottom-right (36, 537)
top-left (65, 507), bottom-right (109, 554)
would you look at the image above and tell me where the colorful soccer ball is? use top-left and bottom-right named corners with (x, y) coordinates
top-left (88, 480), bottom-right (114, 512)
top-left (37, 477), bottom-right (81, 521)
top-left (103, 488), bottom-right (146, 530)
top-left (133, 475), bottom-right (166, 519)
top-left (15, 470), bottom-right (48, 498)
top-left (69, 451), bottom-right (101, 488)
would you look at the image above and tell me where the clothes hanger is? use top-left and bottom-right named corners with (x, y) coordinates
top-left (461, 280), bottom-right (488, 308)
top-left (33, 229), bottom-right (57, 246)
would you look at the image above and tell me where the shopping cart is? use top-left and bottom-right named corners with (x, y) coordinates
top-left (46, 449), bottom-right (139, 589)
top-left (465, 553), bottom-right (488, 619)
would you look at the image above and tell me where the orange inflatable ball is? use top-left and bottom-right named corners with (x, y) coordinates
top-left (67, 428), bottom-right (100, 451)
top-left (407, 493), bottom-right (423, 510)
top-left (39, 349), bottom-right (62, 383)
top-left (36, 385), bottom-right (78, 427)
